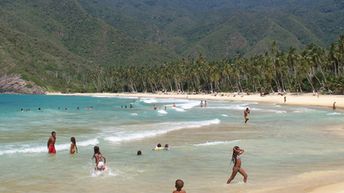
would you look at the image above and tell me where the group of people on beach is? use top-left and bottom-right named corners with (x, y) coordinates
top-left (200, 100), bottom-right (208, 108)
top-left (153, 103), bottom-right (176, 110)
top-left (47, 131), bottom-right (107, 171)
top-left (44, 99), bottom-right (251, 191)
top-left (153, 143), bottom-right (169, 151)
top-left (47, 131), bottom-right (78, 154)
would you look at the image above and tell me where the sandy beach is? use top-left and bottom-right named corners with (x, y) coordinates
top-left (48, 92), bottom-right (344, 110)
top-left (43, 92), bottom-right (344, 193)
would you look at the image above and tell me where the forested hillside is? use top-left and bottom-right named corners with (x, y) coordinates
top-left (87, 36), bottom-right (344, 94)
top-left (0, 0), bottom-right (343, 92)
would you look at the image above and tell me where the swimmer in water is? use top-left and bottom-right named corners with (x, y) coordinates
top-left (47, 131), bottom-right (56, 154)
top-left (164, 144), bottom-right (169, 150)
top-left (92, 146), bottom-right (107, 171)
top-left (153, 143), bottom-right (163, 150)
top-left (244, 108), bottom-right (250, 124)
top-left (70, 137), bottom-right (78, 154)
top-left (173, 179), bottom-right (186, 193)
top-left (227, 146), bottom-right (248, 184)
top-left (137, 150), bottom-right (142, 156)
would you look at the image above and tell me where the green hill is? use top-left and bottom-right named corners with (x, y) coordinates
top-left (0, 0), bottom-right (343, 92)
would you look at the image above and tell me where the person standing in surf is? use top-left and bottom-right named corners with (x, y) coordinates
top-left (47, 131), bottom-right (56, 154)
top-left (244, 108), bottom-right (250, 123)
top-left (93, 146), bottom-right (107, 171)
top-left (70, 137), bottom-right (78, 154)
top-left (227, 146), bottom-right (248, 184)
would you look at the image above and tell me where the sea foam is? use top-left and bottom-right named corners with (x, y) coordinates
top-left (0, 138), bottom-right (99, 156)
top-left (141, 98), bottom-right (200, 110)
top-left (194, 140), bottom-right (240, 147)
top-left (104, 119), bottom-right (220, 143)
top-left (158, 110), bottom-right (168, 115)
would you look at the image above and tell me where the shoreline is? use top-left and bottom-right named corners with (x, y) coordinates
top-left (47, 92), bottom-right (344, 110)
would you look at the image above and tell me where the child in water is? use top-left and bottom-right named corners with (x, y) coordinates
top-left (70, 137), bottom-right (78, 154)
top-left (173, 179), bottom-right (186, 193)
top-left (92, 146), bottom-right (107, 171)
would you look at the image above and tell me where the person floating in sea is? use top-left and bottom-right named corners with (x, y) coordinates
top-left (244, 108), bottom-right (250, 124)
top-left (47, 131), bottom-right (56, 154)
top-left (129, 104), bottom-right (133, 109)
top-left (173, 103), bottom-right (176, 107)
top-left (154, 105), bottom-right (157, 110)
top-left (70, 137), bottom-right (78, 154)
top-left (333, 101), bottom-right (336, 111)
top-left (173, 179), bottom-right (186, 193)
top-left (164, 144), bottom-right (169, 150)
top-left (137, 150), bottom-right (142, 156)
top-left (227, 146), bottom-right (248, 184)
top-left (77, 107), bottom-right (80, 110)
top-left (153, 143), bottom-right (163, 151)
top-left (93, 146), bottom-right (107, 171)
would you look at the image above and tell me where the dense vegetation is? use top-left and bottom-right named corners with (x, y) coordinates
top-left (0, 0), bottom-right (343, 92)
top-left (91, 35), bottom-right (344, 94)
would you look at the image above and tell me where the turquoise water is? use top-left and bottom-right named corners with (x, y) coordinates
top-left (1, 94), bottom-right (344, 193)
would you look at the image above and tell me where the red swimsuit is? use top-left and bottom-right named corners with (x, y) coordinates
top-left (48, 144), bottom-right (56, 154)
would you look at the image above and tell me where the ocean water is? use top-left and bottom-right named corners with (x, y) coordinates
top-left (0, 94), bottom-right (344, 193)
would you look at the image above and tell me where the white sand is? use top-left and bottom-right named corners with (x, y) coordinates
top-left (310, 182), bottom-right (344, 193)
top-left (251, 170), bottom-right (344, 193)
top-left (47, 92), bottom-right (344, 110)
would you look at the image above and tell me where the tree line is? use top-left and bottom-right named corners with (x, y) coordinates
top-left (85, 35), bottom-right (344, 94)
